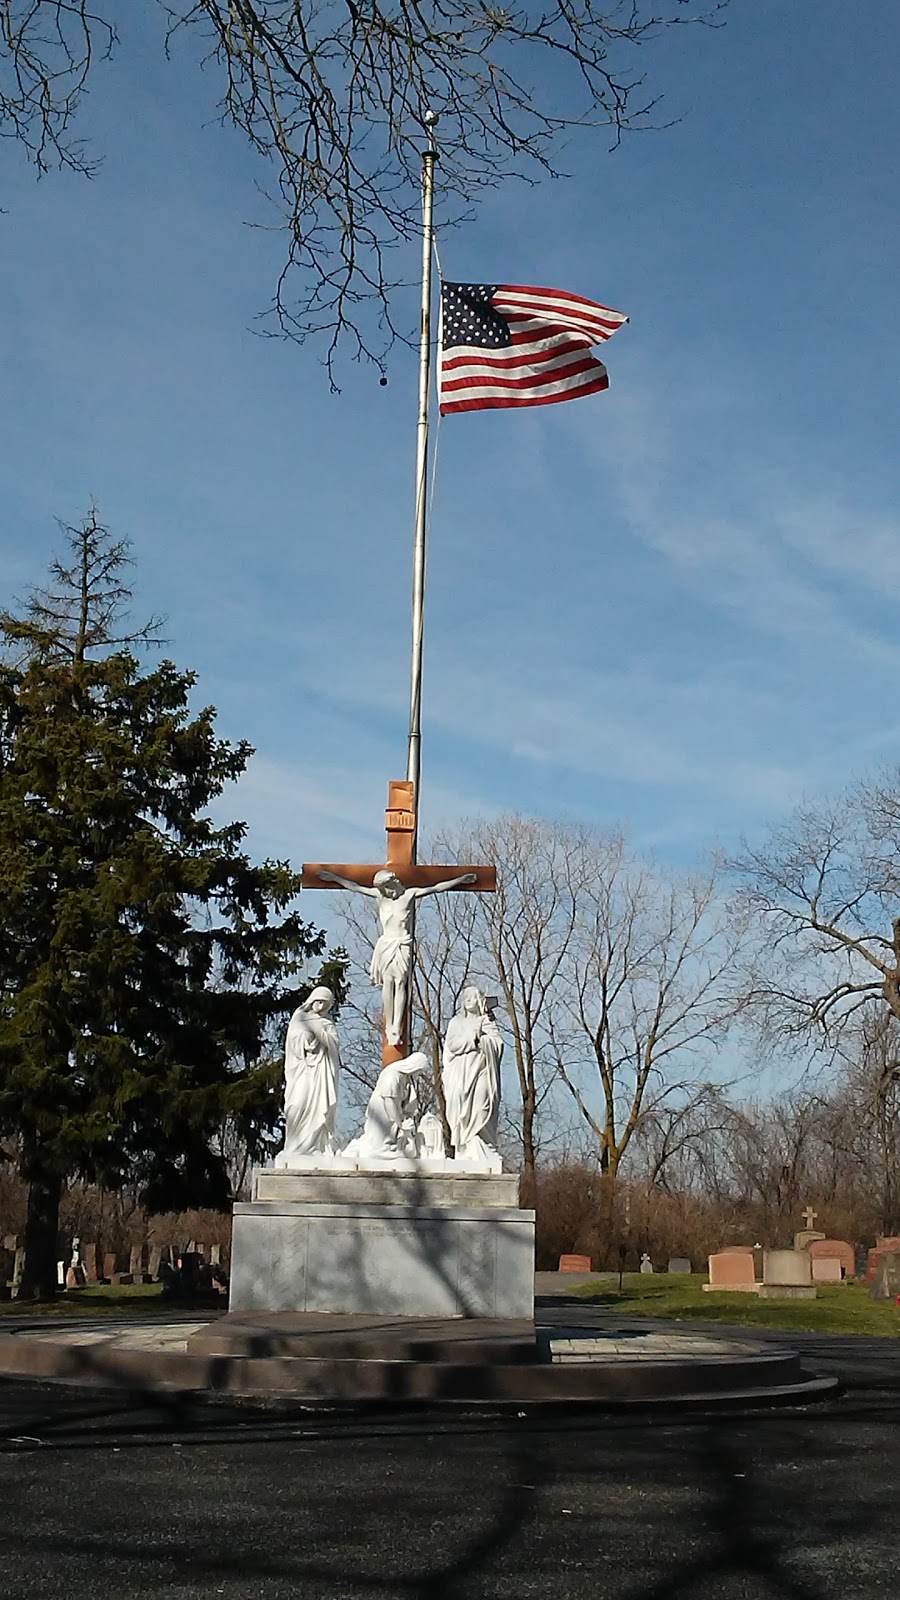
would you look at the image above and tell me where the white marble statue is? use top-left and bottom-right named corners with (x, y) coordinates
top-left (277, 986), bottom-right (341, 1165)
top-left (443, 986), bottom-right (503, 1169)
top-left (343, 1051), bottom-right (428, 1165)
top-left (415, 1110), bottom-right (446, 1161)
top-left (318, 868), bottom-right (477, 1046)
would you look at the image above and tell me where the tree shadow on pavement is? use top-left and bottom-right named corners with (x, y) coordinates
top-left (0, 1374), bottom-right (896, 1600)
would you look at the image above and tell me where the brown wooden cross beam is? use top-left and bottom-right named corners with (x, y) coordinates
top-left (302, 780), bottom-right (496, 1063)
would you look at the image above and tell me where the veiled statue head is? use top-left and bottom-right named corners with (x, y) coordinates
top-left (302, 986), bottom-right (335, 1016)
top-left (462, 985), bottom-right (486, 1015)
top-left (395, 1050), bottom-right (429, 1075)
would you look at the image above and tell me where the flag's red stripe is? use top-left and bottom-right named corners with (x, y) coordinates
top-left (503, 309), bottom-right (623, 341)
top-left (497, 295), bottom-right (626, 329)
top-left (496, 284), bottom-right (627, 315)
top-left (508, 328), bottom-right (593, 349)
top-left (440, 354), bottom-right (604, 395)
top-left (440, 374), bottom-right (610, 414)
top-left (441, 336), bottom-right (593, 373)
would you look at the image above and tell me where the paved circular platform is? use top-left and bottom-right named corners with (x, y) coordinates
top-left (0, 1312), bottom-right (838, 1407)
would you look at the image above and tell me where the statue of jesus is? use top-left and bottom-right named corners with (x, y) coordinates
top-left (317, 867), bottom-right (477, 1045)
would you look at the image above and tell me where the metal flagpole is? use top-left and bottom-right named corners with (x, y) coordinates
top-left (406, 122), bottom-right (438, 862)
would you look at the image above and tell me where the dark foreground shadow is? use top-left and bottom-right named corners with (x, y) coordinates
top-left (0, 1359), bottom-right (897, 1600)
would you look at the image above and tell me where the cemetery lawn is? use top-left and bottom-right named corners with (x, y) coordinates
top-left (573, 1273), bottom-right (900, 1335)
top-left (0, 1284), bottom-right (165, 1316)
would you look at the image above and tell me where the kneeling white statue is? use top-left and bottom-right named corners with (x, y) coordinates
top-left (415, 1109), bottom-right (446, 1161)
top-left (443, 986), bottom-right (503, 1170)
top-left (343, 1052), bottom-right (428, 1165)
top-left (276, 986), bottom-right (341, 1166)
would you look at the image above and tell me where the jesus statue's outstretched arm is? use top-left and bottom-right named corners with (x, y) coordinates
top-left (317, 870), bottom-right (379, 898)
top-left (411, 872), bottom-right (478, 899)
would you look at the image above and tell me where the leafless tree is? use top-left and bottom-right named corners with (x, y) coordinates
top-left (735, 775), bottom-right (900, 1044)
top-left (551, 838), bottom-right (747, 1177)
top-left (825, 1010), bottom-right (900, 1235)
top-left (2, 1), bottom-right (727, 374)
top-left (432, 817), bottom-right (585, 1195)
top-left (627, 1080), bottom-right (734, 1194)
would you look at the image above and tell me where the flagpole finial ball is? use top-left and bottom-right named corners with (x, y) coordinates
top-left (379, 375), bottom-right (388, 387)
top-left (424, 109), bottom-right (437, 128)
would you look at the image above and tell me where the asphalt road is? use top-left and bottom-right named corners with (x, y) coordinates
top-left (0, 1308), bottom-right (897, 1600)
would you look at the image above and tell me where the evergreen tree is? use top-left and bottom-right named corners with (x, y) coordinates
top-left (0, 512), bottom-right (336, 1297)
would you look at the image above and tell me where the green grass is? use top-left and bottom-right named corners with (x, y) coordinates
top-left (4, 1275), bottom-right (899, 1338)
top-left (0, 1283), bottom-right (167, 1316)
top-left (572, 1273), bottom-right (900, 1336)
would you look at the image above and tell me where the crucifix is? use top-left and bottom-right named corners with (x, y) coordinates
top-left (302, 779), bottom-right (496, 1064)
top-left (802, 1205), bottom-right (818, 1231)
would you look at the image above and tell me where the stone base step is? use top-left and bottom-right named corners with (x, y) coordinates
top-left (0, 1315), bottom-right (839, 1407)
top-left (187, 1312), bottom-right (537, 1365)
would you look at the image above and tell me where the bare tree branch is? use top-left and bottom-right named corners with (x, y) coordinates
top-left (2, 0), bottom-right (729, 377)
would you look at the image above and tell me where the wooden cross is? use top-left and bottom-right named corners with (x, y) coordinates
top-left (302, 779), bottom-right (496, 1064)
top-left (802, 1206), bottom-right (818, 1230)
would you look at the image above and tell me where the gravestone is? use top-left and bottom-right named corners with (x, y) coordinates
top-left (807, 1238), bottom-right (854, 1278)
top-left (811, 1256), bottom-right (843, 1284)
top-left (640, 1254), bottom-right (654, 1274)
top-left (13, 1248), bottom-right (25, 1288)
top-left (129, 1245), bottom-right (143, 1278)
top-left (704, 1251), bottom-right (758, 1293)
top-left (102, 1253), bottom-right (116, 1281)
top-left (179, 1252), bottom-right (204, 1291)
top-left (65, 1265), bottom-right (83, 1289)
top-left (148, 1246), bottom-right (163, 1281)
top-left (558, 1254), bottom-right (591, 1273)
top-left (794, 1231), bottom-right (826, 1251)
top-left (794, 1207), bottom-right (826, 1253)
top-left (866, 1241), bottom-right (900, 1281)
top-left (758, 1248), bottom-right (816, 1299)
top-left (668, 1257), bottom-right (691, 1274)
top-left (82, 1243), bottom-right (98, 1284)
top-left (870, 1250), bottom-right (900, 1302)
top-left (57, 1260), bottom-right (65, 1287)
top-left (209, 1245), bottom-right (221, 1266)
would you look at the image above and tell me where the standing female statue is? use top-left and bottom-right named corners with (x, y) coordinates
top-left (318, 868), bottom-right (476, 1046)
top-left (442, 986), bottom-right (503, 1167)
top-left (276, 985), bottom-right (341, 1164)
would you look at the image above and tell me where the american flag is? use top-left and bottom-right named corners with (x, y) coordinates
top-left (439, 283), bottom-right (628, 415)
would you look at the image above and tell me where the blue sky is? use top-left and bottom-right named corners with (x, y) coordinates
top-left (3, 0), bottom-right (900, 898)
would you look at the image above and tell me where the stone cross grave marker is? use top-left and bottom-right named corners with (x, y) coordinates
top-left (302, 779), bottom-right (496, 1062)
top-left (802, 1205), bottom-right (818, 1230)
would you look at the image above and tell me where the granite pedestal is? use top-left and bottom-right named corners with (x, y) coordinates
top-left (230, 1168), bottom-right (535, 1319)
